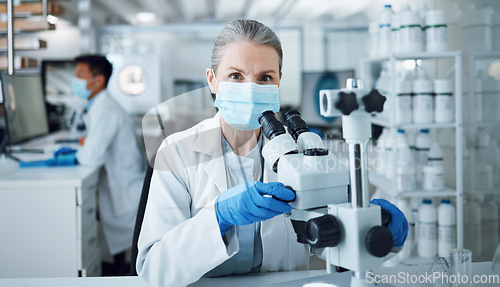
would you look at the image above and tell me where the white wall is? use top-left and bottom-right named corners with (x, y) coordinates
top-left (17, 21), bottom-right (81, 63)
top-left (98, 26), bottom-right (304, 107)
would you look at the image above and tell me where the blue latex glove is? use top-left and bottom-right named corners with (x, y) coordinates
top-left (370, 198), bottom-right (408, 248)
top-left (48, 153), bottom-right (78, 166)
top-left (215, 181), bottom-right (295, 236)
top-left (53, 147), bottom-right (77, 157)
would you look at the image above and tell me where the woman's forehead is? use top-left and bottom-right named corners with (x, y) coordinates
top-left (218, 41), bottom-right (279, 73)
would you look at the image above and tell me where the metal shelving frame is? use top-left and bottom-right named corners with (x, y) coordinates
top-left (360, 51), bottom-right (464, 256)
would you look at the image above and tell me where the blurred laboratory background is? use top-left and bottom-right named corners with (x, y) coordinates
top-left (0, 0), bottom-right (500, 280)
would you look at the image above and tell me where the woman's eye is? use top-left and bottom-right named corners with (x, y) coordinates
top-left (229, 73), bottom-right (242, 80)
top-left (259, 75), bottom-right (272, 82)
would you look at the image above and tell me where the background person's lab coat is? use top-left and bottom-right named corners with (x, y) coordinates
top-left (76, 90), bottom-right (145, 255)
top-left (136, 113), bottom-right (309, 287)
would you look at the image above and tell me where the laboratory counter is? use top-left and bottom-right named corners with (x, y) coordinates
top-left (0, 131), bottom-right (102, 277)
top-left (0, 262), bottom-right (496, 287)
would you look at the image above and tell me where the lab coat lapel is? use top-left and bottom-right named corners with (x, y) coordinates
top-left (204, 155), bottom-right (227, 193)
top-left (193, 113), bottom-right (228, 193)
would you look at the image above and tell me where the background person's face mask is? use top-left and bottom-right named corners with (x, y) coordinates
top-left (72, 77), bottom-right (95, 100)
top-left (213, 72), bottom-right (280, 131)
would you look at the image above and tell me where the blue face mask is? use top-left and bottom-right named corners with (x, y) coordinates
top-left (213, 74), bottom-right (280, 131)
top-left (72, 77), bottom-right (93, 100)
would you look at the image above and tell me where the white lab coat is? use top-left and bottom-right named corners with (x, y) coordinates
top-left (136, 113), bottom-right (309, 287)
top-left (76, 90), bottom-right (145, 255)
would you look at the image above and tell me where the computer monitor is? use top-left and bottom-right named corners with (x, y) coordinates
top-left (1, 73), bottom-right (49, 144)
top-left (41, 60), bottom-right (77, 132)
top-left (300, 70), bottom-right (355, 128)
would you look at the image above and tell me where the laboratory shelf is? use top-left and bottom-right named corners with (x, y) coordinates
top-left (398, 190), bottom-right (457, 198)
top-left (467, 51), bottom-right (500, 59)
top-left (470, 121), bottom-right (500, 127)
top-left (371, 117), bottom-right (456, 130)
top-left (362, 48), bottom-right (464, 253)
top-left (467, 188), bottom-right (500, 195)
top-left (369, 173), bottom-right (457, 198)
top-left (399, 256), bottom-right (435, 266)
top-left (364, 50), bottom-right (461, 63)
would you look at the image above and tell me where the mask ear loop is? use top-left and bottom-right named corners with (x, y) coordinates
top-left (87, 76), bottom-right (99, 93)
top-left (210, 68), bottom-right (220, 95)
top-left (211, 68), bottom-right (220, 85)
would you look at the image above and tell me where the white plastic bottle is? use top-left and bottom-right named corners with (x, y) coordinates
top-left (494, 12), bottom-right (500, 51)
top-left (396, 129), bottom-right (416, 192)
top-left (419, 4), bottom-right (428, 52)
top-left (375, 128), bottom-right (389, 176)
top-left (375, 69), bottom-right (389, 120)
top-left (422, 164), bottom-right (445, 191)
top-left (391, 13), bottom-right (400, 54)
top-left (425, 10), bottom-right (448, 52)
top-left (481, 196), bottom-right (499, 258)
top-left (491, 140), bottom-right (500, 186)
top-left (412, 69), bottom-right (434, 123)
top-left (418, 199), bottom-right (437, 258)
top-left (438, 199), bottom-right (456, 257)
top-left (464, 199), bottom-right (482, 255)
top-left (385, 133), bottom-right (396, 181)
top-left (460, 3), bottom-right (493, 52)
top-left (434, 79), bottom-right (454, 123)
top-left (369, 22), bottom-right (380, 58)
top-left (411, 198), bottom-right (422, 255)
top-left (397, 199), bottom-right (412, 259)
top-left (395, 75), bottom-right (412, 124)
top-left (378, 4), bottom-right (394, 57)
top-left (407, 129), bottom-right (417, 164)
top-left (427, 142), bottom-right (444, 166)
top-left (399, 5), bottom-right (423, 53)
top-left (474, 71), bottom-right (484, 122)
top-left (425, 142), bottom-right (445, 190)
top-left (475, 129), bottom-right (494, 189)
top-left (415, 129), bottom-right (432, 182)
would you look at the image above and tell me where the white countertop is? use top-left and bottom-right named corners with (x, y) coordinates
top-left (0, 131), bottom-right (98, 188)
top-left (0, 262), bottom-right (495, 287)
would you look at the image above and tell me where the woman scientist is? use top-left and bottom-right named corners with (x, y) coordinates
top-left (136, 19), bottom-right (408, 287)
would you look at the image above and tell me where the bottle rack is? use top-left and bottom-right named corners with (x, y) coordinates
top-left (360, 51), bottom-right (464, 264)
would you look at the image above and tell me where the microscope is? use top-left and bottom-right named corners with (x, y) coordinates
top-left (259, 78), bottom-right (390, 287)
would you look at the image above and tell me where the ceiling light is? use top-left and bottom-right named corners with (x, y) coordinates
top-left (135, 12), bottom-right (157, 23)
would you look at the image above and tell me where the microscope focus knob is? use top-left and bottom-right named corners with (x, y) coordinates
top-left (361, 89), bottom-right (386, 113)
top-left (304, 215), bottom-right (341, 248)
top-left (334, 92), bottom-right (359, 115)
top-left (365, 226), bottom-right (393, 258)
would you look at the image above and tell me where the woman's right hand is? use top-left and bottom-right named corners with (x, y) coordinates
top-left (215, 181), bottom-right (295, 236)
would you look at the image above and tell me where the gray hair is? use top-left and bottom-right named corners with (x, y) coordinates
top-left (211, 19), bottom-right (283, 76)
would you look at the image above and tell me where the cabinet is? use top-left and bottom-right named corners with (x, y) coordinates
top-left (0, 154), bottom-right (101, 277)
top-left (360, 51), bottom-right (464, 264)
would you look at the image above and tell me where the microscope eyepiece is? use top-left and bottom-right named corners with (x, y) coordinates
top-left (283, 110), bottom-right (309, 141)
top-left (259, 111), bottom-right (286, 140)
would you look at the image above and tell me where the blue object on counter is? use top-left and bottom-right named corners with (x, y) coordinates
top-left (19, 153), bottom-right (78, 168)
